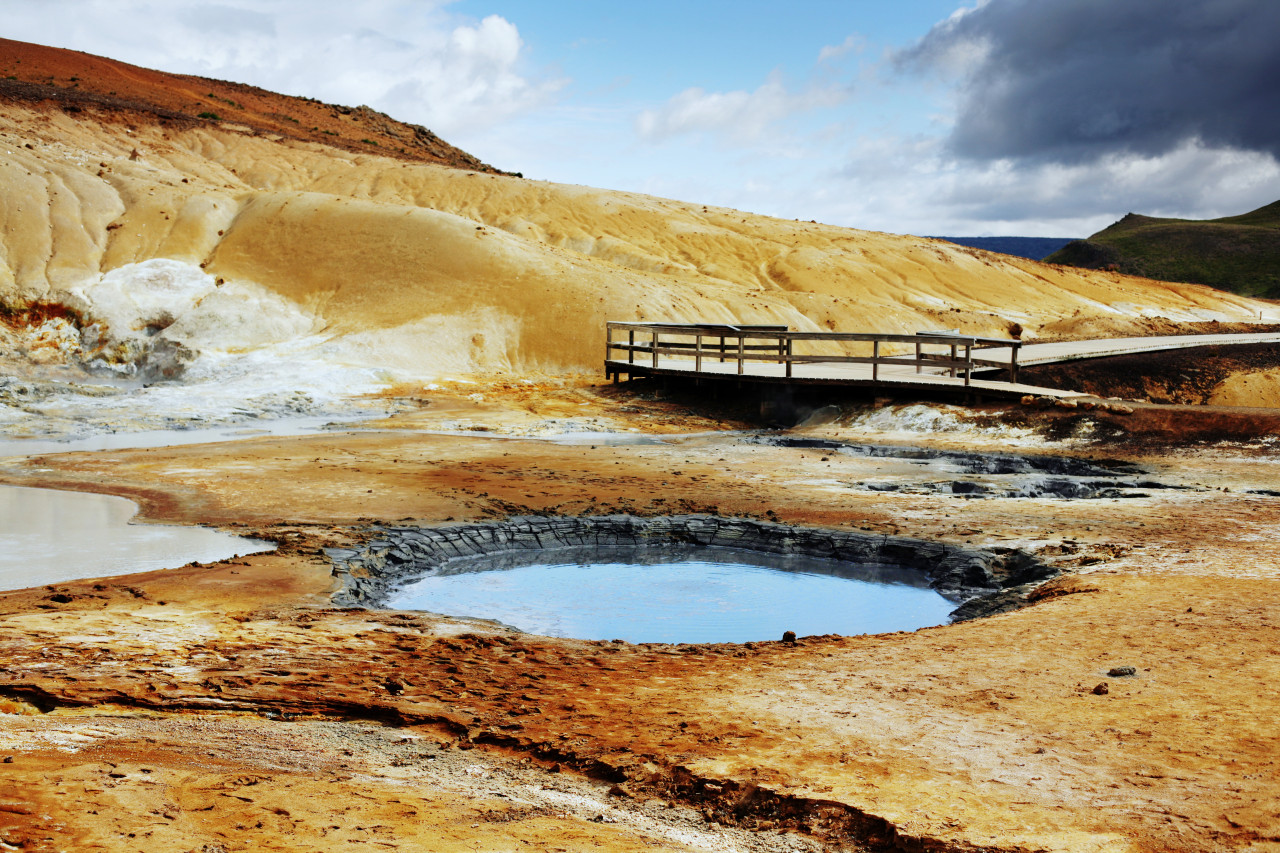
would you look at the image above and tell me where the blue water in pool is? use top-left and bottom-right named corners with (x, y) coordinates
top-left (387, 551), bottom-right (955, 644)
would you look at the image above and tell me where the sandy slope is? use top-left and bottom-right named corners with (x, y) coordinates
top-left (2, 98), bottom-right (1276, 382)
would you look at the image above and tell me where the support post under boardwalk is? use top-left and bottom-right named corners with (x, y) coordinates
top-left (760, 384), bottom-right (795, 424)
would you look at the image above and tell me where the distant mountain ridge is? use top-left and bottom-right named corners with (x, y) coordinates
top-left (930, 236), bottom-right (1076, 261)
top-left (1045, 201), bottom-right (1280, 298)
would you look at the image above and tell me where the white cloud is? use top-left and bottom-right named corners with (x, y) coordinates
top-left (816, 136), bottom-right (1280, 236)
top-left (2, 0), bottom-right (564, 137)
top-left (817, 35), bottom-right (864, 64)
top-left (634, 71), bottom-right (846, 143)
top-left (6, 0), bottom-right (1276, 239)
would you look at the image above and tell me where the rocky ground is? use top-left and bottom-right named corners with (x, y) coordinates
top-left (0, 379), bottom-right (1278, 852)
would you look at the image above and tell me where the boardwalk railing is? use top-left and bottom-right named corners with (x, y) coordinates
top-left (605, 322), bottom-right (1022, 386)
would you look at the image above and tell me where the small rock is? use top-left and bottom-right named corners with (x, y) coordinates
top-left (1092, 682), bottom-right (1110, 695)
top-left (781, 630), bottom-right (797, 644)
top-left (1107, 665), bottom-right (1137, 677)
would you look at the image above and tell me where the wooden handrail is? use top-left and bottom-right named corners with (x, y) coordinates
top-left (604, 322), bottom-right (1022, 384)
top-left (606, 321), bottom-right (1019, 349)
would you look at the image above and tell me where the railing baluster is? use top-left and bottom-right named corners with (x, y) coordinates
top-left (603, 323), bottom-right (1024, 389)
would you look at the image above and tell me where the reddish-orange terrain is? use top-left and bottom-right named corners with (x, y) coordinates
top-left (0, 37), bottom-right (502, 171)
top-left (0, 384), bottom-right (1278, 852)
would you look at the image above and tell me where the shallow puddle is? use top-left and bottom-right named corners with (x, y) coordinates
top-left (0, 484), bottom-right (273, 591)
top-left (388, 550), bottom-right (954, 644)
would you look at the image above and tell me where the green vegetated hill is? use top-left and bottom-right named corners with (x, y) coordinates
top-left (1046, 201), bottom-right (1280, 298)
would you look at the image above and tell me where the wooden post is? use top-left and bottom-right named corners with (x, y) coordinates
top-left (737, 334), bottom-right (745, 375)
top-left (949, 343), bottom-right (957, 378)
top-left (1010, 342), bottom-right (1020, 384)
top-left (628, 329), bottom-right (635, 365)
top-left (785, 337), bottom-right (793, 378)
top-left (915, 340), bottom-right (922, 374)
top-left (719, 335), bottom-right (727, 362)
top-left (872, 339), bottom-right (880, 382)
top-left (695, 333), bottom-right (703, 372)
top-left (963, 342), bottom-right (972, 387)
top-left (651, 329), bottom-right (659, 368)
top-left (605, 325), bottom-right (613, 379)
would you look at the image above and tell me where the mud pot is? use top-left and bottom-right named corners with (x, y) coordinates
top-left (332, 514), bottom-right (1051, 642)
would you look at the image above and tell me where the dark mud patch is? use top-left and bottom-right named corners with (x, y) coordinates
top-left (753, 436), bottom-right (1169, 499)
top-left (993, 402), bottom-right (1280, 448)
top-left (755, 435), bottom-right (1138, 476)
top-left (1017, 341), bottom-right (1280, 404)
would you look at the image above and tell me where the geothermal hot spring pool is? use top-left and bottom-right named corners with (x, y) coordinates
top-left (387, 549), bottom-right (956, 644)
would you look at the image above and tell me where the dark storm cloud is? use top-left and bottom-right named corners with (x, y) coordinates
top-left (899, 0), bottom-right (1280, 164)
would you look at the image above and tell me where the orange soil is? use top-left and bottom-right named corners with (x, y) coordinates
top-left (1, 389), bottom-right (1278, 852)
top-left (0, 37), bottom-right (500, 170)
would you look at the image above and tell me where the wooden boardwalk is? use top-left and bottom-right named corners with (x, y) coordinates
top-left (604, 323), bottom-right (1280, 401)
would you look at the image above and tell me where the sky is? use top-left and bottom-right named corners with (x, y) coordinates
top-left (4, 0), bottom-right (1280, 237)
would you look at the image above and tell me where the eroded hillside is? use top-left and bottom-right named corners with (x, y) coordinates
top-left (1, 38), bottom-right (1276, 386)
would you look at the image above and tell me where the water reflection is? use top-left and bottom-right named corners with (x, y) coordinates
top-left (0, 484), bottom-right (273, 591)
top-left (389, 548), bottom-right (954, 644)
